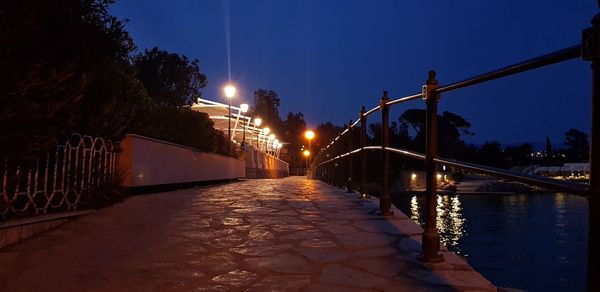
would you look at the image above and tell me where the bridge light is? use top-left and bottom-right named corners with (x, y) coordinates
top-left (224, 84), bottom-right (236, 99)
top-left (303, 150), bottom-right (310, 157)
top-left (304, 130), bottom-right (315, 140)
top-left (254, 118), bottom-right (262, 127)
top-left (263, 127), bottom-right (270, 135)
top-left (240, 103), bottom-right (249, 113)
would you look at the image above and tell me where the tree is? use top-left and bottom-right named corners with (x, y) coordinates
top-left (399, 109), bottom-right (472, 157)
top-left (282, 112), bottom-right (307, 168)
top-left (252, 89), bottom-right (284, 134)
top-left (477, 141), bottom-right (508, 169)
top-left (134, 48), bottom-right (207, 107)
top-left (314, 122), bottom-right (343, 150)
top-left (505, 143), bottom-right (533, 167)
top-left (564, 128), bottom-right (589, 162)
top-left (0, 0), bottom-right (141, 158)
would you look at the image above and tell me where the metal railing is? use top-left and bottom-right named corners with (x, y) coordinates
top-left (311, 12), bottom-right (599, 291)
top-left (0, 134), bottom-right (117, 222)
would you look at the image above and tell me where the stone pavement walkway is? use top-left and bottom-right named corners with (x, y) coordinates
top-left (0, 177), bottom-right (495, 291)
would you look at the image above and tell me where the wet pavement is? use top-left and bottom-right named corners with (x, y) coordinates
top-left (0, 177), bottom-right (495, 291)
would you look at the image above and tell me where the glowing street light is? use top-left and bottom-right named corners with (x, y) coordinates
top-left (260, 127), bottom-right (271, 151)
top-left (224, 84), bottom-right (236, 99)
top-left (223, 84), bottom-right (236, 156)
top-left (268, 134), bottom-right (276, 154)
top-left (304, 130), bottom-right (315, 165)
top-left (240, 103), bottom-right (249, 113)
top-left (253, 118), bottom-right (262, 149)
top-left (304, 130), bottom-right (315, 140)
top-left (303, 149), bottom-right (311, 170)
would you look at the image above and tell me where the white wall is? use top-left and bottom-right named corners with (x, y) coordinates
top-left (118, 134), bottom-right (245, 187)
top-left (242, 146), bottom-right (289, 178)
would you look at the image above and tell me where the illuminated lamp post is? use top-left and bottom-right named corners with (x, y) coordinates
top-left (303, 150), bottom-right (311, 173)
top-left (304, 130), bottom-right (315, 165)
top-left (240, 103), bottom-right (249, 146)
top-left (254, 118), bottom-right (262, 149)
top-left (224, 84), bottom-right (236, 155)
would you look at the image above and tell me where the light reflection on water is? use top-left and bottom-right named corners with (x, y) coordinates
top-left (409, 194), bottom-right (467, 254)
top-left (396, 192), bottom-right (588, 291)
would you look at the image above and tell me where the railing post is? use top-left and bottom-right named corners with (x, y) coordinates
top-left (360, 106), bottom-right (368, 198)
top-left (347, 120), bottom-right (354, 193)
top-left (420, 71), bottom-right (444, 262)
top-left (583, 7), bottom-right (600, 291)
top-left (379, 91), bottom-right (393, 216)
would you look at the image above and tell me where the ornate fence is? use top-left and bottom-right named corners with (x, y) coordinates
top-left (0, 134), bottom-right (117, 222)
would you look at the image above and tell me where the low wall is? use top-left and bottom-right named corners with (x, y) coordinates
top-left (241, 146), bottom-right (289, 178)
top-left (118, 134), bottom-right (245, 187)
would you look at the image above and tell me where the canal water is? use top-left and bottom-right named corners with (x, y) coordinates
top-left (393, 193), bottom-right (588, 291)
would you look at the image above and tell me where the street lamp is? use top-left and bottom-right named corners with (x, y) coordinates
top-left (262, 127), bottom-right (270, 151)
top-left (240, 103), bottom-right (249, 146)
top-left (268, 134), bottom-right (275, 154)
top-left (303, 149), bottom-right (311, 171)
top-left (224, 84), bottom-right (236, 144)
top-left (304, 130), bottom-right (315, 164)
top-left (254, 118), bottom-right (262, 149)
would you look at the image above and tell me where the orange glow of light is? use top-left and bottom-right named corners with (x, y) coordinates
top-left (304, 130), bottom-right (315, 140)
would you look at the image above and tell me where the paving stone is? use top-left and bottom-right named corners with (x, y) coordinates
top-left (347, 257), bottom-right (410, 277)
top-left (187, 252), bottom-right (238, 273)
top-left (319, 264), bottom-right (390, 288)
top-left (272, 224), bottom-right (315, 233)
top-left (248, 229), bottom-right (275, 240)
top-left (0, 177), bottom-right (495, 292)
top-left (230, 243), bottom-right (293, 256)
top-left (193, 284), bottom-right (230, 291)
top-left (304, 283), bottom-right (373, 292)
top-left (211, 269), bottom-right (258, 287)
top-left (243, 253), bottom-right (313, 274)
top-left (353, 246), bottom-right (398, 258)
top-left (298, 238), bottom-right (337, 248)
top-left (335, 232), bottom-right (395, 248)
top-left (220, 217), bottom-right (246, 226)
top-left (397, 236), bottom-right (423, 252)
top-left (296, 247), bottom-right (347, 262)
top-left (278, 230), bottom-right (325, 241)
top-left (246, 275), bottom-right (311, 292)
top-left (321, 224), bottom-right (358, 234)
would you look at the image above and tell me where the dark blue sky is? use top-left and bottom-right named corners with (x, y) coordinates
top-left (111, 0), bottom-right (595, 146)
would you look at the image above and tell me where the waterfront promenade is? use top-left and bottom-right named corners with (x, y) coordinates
top-left (0, 177), bottom-right (494, 291)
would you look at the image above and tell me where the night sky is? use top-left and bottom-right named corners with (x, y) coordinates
top-left (111, 0), bottom-right (596, 146)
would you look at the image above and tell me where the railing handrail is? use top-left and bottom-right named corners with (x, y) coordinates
top-left (316, 144), bottom-right (588, 196)
top-left (314, 45), bottom-right (588, 196)
top-left (437, 45), bottom-right (581, 93)
top-left (311, 33), bottom-right (597, 285)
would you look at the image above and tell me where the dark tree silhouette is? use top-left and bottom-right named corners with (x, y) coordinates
top-left (134, 47), bottom-right (207, 107)
top-left (283, 112), bottom-right (307, 168)
top-left (505, 143), bottom-right (533, 167)
top-left (564, 128), bottom-right (589, 162)
top-left (0, 0), bottom-right (141, 158)
top-left (252, 89), bottom-right (284, 135)
top-left (399, 109), bottom-right (472, 157)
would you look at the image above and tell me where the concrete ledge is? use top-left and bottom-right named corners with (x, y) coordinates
top-left (0, 210), bottom-right (94, 249)
top-left (351, 192), bottom-right (497, 291)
